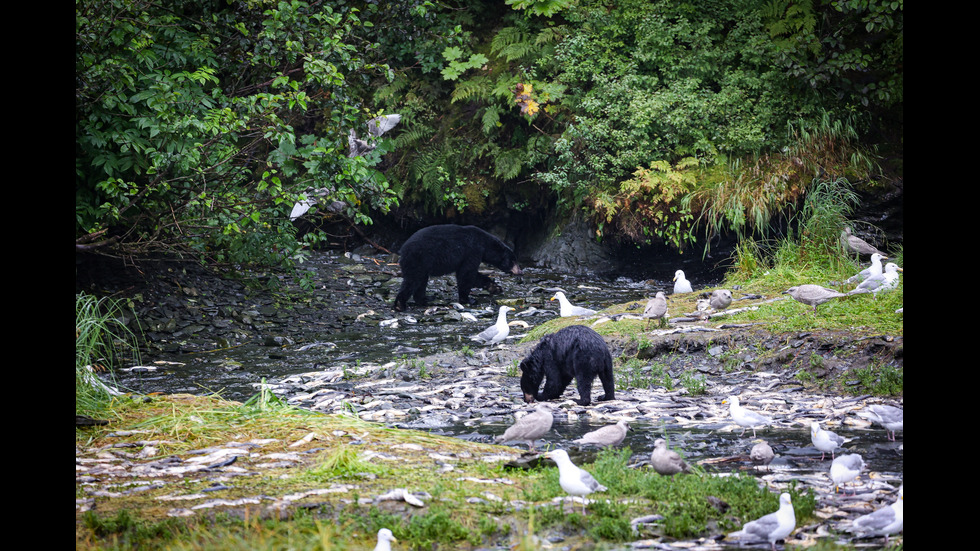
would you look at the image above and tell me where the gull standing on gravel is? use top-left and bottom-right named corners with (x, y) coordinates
top-left (810, 421), bottom-right (851, 460)
top-left (471, 306), bottom-right (513, 345)
top-left (724, 395), bottom-right (772, 438)
top-left (858, 404), bottom-right (903, 441)
top-left (544, 449), bottom-right (607, 513)
top-left (374, 528), bottom-right (397, 551)
top-left (573, 420), bottom-right (631, 448)
top-left (495, 404), bottom-right (553, 450)
top-left (642, 292), bottom-right (668, 328)
top-left (727, 492), bottom-right (796, 551)
top-left (673, 270), bottom-right (693, 294)
top-left (830, 453), bottom-right (866, 494)
top-left (849, 485), bottom-right (903, 543)
top-left (550, 291), bottom-right (596, 317)
top-left (650, 438), bottom-right (691, 476)
top-left (783, 284), bottom-right (847, 312)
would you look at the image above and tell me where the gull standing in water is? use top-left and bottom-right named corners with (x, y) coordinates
top-left (858, 404), bottom-right (903, 441)
top-left (471, 306), bottom-right (514, 346)
top-left (573, 420), bottom-right (631, 448)
top-left (810, 421), bottom-right (851, 460)
top-left (724, 395), bottom-right (772, 437)
top-left (495, 405), bottom-right (553, 450)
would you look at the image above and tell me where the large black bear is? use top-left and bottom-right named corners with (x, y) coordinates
top-left (519, 325), bottom-right (615, 406)
top-left (393, 225), bottom-right (522, 311)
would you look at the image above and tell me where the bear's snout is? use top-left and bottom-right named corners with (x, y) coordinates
top-left (523, 393), bottom-right (536, 403)
top-left (511, 264), bottom-right (523, 275)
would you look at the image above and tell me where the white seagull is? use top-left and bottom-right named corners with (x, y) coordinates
top-left (673, 270), bottom-right (693, 294)
top-left (724, 395), bottom-right (772, 437)
top-left (573, 420), bottom-right (631, 448)
top-left (848, 263), bottom-right (902, 297)
top-left (471, 306), bottom-right (514, 345)
top-left (727, 492), bottom-right (796, 551)
top-left (849, 485), bottom-right (903, 543)
top-left (494, 405), bottom-right (553, 450)
top-left (543, 449), bottom-right (607, 513)
top-left (550, 291), bottom-right (596, 317)
top-left (845, 252), bottom-right (888, 284)
top-left (373, 528), bottom-right (397, 551)
top-left (857, 404), bottom-right (903, 441)
top-left (810, 421), bottom-right (851, 460)
top-left (830, 453), bottom-right (866, 494)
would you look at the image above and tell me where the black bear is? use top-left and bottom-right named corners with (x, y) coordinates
top-left (519, 325), bottom-right (615, 406)
top-left (393, 224), bottom-right (522, 311)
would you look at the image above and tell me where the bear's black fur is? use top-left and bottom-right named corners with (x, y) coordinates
top-left (519, 325), bottom-right (615, 406)
top-left (393, 224), bottom-right (522, 311)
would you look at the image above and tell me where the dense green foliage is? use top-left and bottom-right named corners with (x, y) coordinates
top-left (76, 0), bottom-right (902, 263)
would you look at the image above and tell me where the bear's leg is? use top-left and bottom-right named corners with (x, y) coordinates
top-left (455, 260), bottom-right (482, 304)
top-left (574, 370), bottom-right (595, 406)
top-left (473, 272), bottom-right (502, 294)
top-left (535, 357), bottom-right (567, 401)
top-left (394, 271), bottom-right (428, 311)
top-left (596, 361), bottom-right (616, 402)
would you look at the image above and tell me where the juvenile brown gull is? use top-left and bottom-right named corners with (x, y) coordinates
top-left (550, 291), bottom-right (596, 317)
top-left (471, 305), bottom-right (514, 345)
top-left (373, 528), bottom-right (397, 551)
top-left (848, 485), bottom-right (903, 543)
top-left (573, 420), bottom-right (631, 447)
top-left (783, 284), bottom-right (847, 311)
top-left (727, 492), bottom-right (796, 551)
top-left (494, 405), bottom-right (553, 450)
top-left (650, 438), bottom-right (691, 476)
top-left (709, 289), bottom-right (733, 310)
top-left (841, 226), bottom-right (886, 257)
top-left (810, 421), bottom-right (850, 460)
top-left (857, 404), bottom-right (903, 441)
top-left (750, 440), bottom-right (775, 469)
top-left (830, 453), bottom-right (865, 494)
top-left (642, 292), bottom-right (668, 328)
top-left (673, 270), bottom-right (693, 294)
top-left (543, 449), bottom-right (607, 513)
top-left (724, 395), bottom-right (772, 437)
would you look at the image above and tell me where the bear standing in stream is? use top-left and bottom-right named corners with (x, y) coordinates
top-left (393, 224), bottom-right (523, 311)
top-left (519, 325), bottom-right (615, 407)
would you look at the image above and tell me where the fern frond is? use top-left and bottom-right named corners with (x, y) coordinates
top-left (451, 76), bottom-right (492, 103)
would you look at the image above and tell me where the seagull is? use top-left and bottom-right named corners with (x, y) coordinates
top-left (750, 440), bottom-right (775, 470)
top-left (374, 528), bottom-right (397, 551)
top-left (849, 485), bottom-right (903, 543)
top-left (642, 292), bottom-right (668, 328)
top-left (650, 438), bottom-right (691, 476)
top-left (470, 306), bottom-right (514, 345)
top-left (573, 420), bottom-right (631, 447)
top-left (494, 405), bottom-right (553, 450)
top-left (810, 421), bottom-right (850, 460)
top-left (550, 291), bottom-right (596, 317)
top-left (709, 289), bottom-right (732, 310)
top-left (857, 404), bottom-right (903, 441)
top-left (830, 453), bottom-right (865, 494)
top-left (724, 395), bottom-right (772, 437)
top-left (727, 492), bottom-right (796, 551)
top-left (673, 270), bottom-right (693, 294)
top-left (783, 284), bottom-right (847, 312)
top-left (543, 449), bottom-right (607, 513)
top-left (845, 253), bottom-right (888, 285)
top-left (841, 226), bottom-right (886, 257)
top-left (847, 263), bottom-right (902, 297)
